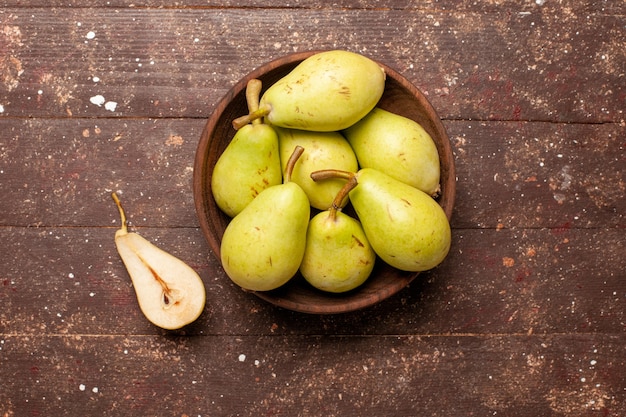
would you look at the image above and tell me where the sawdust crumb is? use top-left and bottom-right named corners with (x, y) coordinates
top-left (166, 134), bottom-right (184, 146)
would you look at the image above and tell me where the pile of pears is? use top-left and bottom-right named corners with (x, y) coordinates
top-left (212, 50), bottom-right (451, 295)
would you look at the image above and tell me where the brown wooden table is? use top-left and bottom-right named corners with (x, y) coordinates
top-left (1, 1), bottom-right (624, 416)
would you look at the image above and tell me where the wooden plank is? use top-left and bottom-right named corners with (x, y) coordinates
top-left (2, 0), bottom-right (623, 14)
top-left (0, 118), bottom-right (205, 228)
top-left (0, 8), bottom-right (623, 122)
top-left (1, 226), bottom-right (623, 336)
top-left (0, 333), bottom-right (624, 416)
top-left (450, 120), bottom-right (626, 230)
top-left (1, 119), bottom-right (623, 229)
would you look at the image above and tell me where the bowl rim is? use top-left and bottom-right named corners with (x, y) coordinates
top-left (193, 50), bottom-right (455, 314)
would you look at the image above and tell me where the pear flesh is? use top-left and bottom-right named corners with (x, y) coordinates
top-left (300, 178), bottom-right (376, 293)
top-left (343, 107), bottom-right (441, 196)
top-left (233, 50), bottom-right (386, 132)
top-left (220, 147), bottom-right (310, 291)
top-left (275, 126), bottom-right (358, 210)
top-left (112, 193), bottom-right (206, 330)
top-left (212, 79), bottom-right (282, 217)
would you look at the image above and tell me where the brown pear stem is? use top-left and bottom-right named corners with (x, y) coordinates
top-left (245, 79), bottom-right (263, 125)
top-left (310, 169), bottom-right (355, 182)
top-left (111, 192), bottom-right (128, 234)
top-left (328, 174), bottom-right (358, 221)
top-left (232, 104), bottom-right (271, 130)
top-left (284, 145), bottom-right (305, 183)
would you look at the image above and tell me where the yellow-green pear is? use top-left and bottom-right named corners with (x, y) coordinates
top-left (212, 79), bottom-right (282, 217)
top-left (311, 168), bottom-right (451, 272)
top-left (233, 50), bottom-right (386, 132)
top-left (300, 178), bottom-right (376, 293)
top-left (111, 193), bottom-right (206, 330)
top-left (343, 107), bottom-right (441, 196)
top-left (220, 147), bottom-right (310, 291)
top-left (275, 126), bottom-right (358, 210)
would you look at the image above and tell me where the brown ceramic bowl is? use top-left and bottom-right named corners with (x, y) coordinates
top-left (193, 51), bottom-right (455, 314)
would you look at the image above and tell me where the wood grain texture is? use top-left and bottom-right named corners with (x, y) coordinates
top-left (1, 334), bottom-right (624, 416)
top-left (0, 2), bottom-right (624, 416)
top-left (1, 226), bottom-right (623, 336)
top-left (3, 0), bottom-right (624, 14)
top-left (0, 8), bottom-right (623, 122)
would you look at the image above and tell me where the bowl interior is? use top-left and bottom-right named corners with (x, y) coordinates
top-left (193, 51), bottom-right (455, 314)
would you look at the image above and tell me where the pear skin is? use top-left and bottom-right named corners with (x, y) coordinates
top-left (112, 193), bottom-right (206, 330)
top-left (233, 50), bottom-right (386, 132)
top-left (300, 179), bottom-right (376, 293)
top-left (311, 168), bottom-right (451, 272)
top-left (212, 79), bottom-right (282, 217)
top-left (220, 147), bottom-right (310, 291)
top-left (350, 168), bottom-right (450, 271)
top-left (343, 107), bottom-right (441, 196)
top-left (275, 126), bottom-right (358, 210)
top-left (211, 123), bottom-right (281, 217)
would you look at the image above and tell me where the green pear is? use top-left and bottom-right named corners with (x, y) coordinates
top-left (220, 146), bottom-right (310, 291)
top-left (275, 126), bottom-right (358, 210)
top-left (343, 107), bottom-right (441, 196)
top-left (311, 168), bottom-right (451, 272)
top-left (112, 193), bottom-right (206, 330)
top-left (300, 178), bottom-right (376, 293)
top-left (233, 50), bottom-right (386, 132)
top-left (212, 79), bottom-right (282, 217)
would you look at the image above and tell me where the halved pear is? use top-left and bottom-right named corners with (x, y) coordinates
top-left (112, 193), bottom-right (206, 330)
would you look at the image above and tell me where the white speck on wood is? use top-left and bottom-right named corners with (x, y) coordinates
top-left (104, 101), bottom-right (117, 112)
top-left (90, 95), bottom-right (105, 106)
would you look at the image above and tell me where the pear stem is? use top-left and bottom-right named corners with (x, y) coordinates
top-left (232, 104), bottom-right (271, 130)
top-left (284, 145), bottom-right (305, 183)
top-left (111, 192), bottom-right (128, 234)
top-left (328, 174), bottom-right (358, 221)
top-left (245, 79), bottom-right (263, 126)
top-left (310, 169), bottom-right (355, 182)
